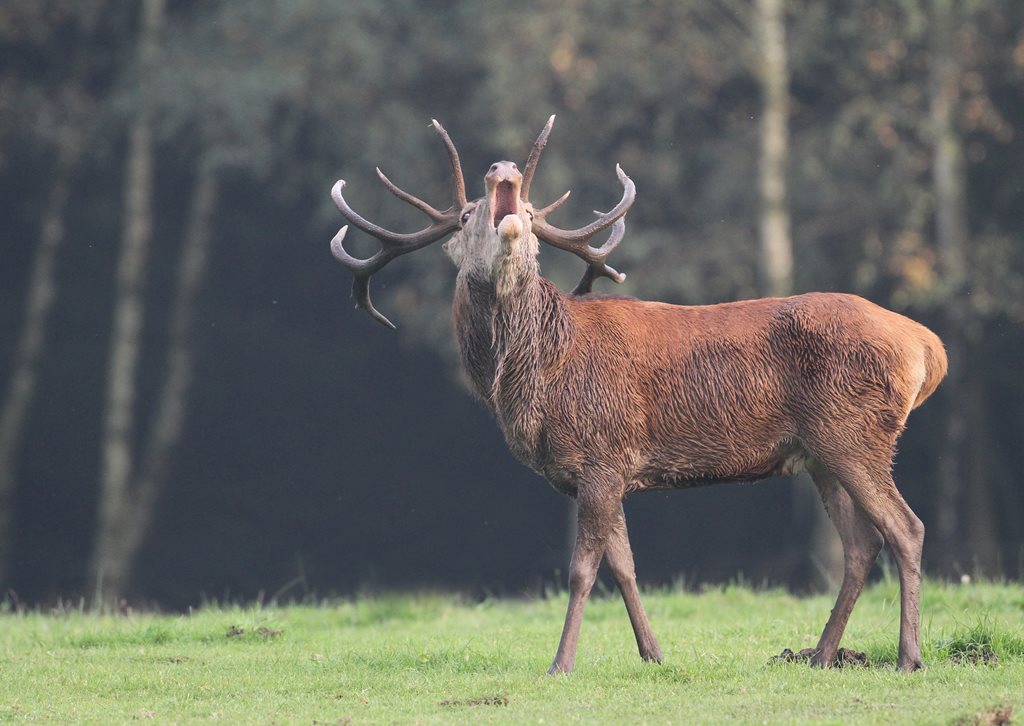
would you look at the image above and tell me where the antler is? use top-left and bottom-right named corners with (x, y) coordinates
top-left (522, 116), bottom-right (635, 295)
top-left (330, 119), bottom-right (467, 329)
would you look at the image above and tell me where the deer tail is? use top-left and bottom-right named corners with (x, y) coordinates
top-left (912, 326), bottom-right (948, 410)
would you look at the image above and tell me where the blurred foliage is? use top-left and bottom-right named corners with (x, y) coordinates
top-left (2, 0), bottom-right (1023, 603)
top-left (27, 0), bottom-right (1011, 332)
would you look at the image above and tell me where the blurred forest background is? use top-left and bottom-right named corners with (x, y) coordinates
top-left (1, 0), bottom-right (1022, 609)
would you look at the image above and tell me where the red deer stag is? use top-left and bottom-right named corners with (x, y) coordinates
top-left (329, 117), bottom-right (946, 674)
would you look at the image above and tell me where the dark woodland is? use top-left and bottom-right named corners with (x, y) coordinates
top-left (1, 0), bottom-right (1022, 609)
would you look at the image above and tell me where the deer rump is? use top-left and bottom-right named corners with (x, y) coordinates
top-left (330, 116), bottom-right (947, 675)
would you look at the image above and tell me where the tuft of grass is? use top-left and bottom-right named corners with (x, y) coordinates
top-left (0, 579), bottom-right (1021, 724)
top-left (71, 623), bottom-right (178, 649)
top-left (936, 618), bottom-right (1024, 665)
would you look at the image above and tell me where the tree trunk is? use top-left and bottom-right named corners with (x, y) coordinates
top-left (119, 165), bottom-right (219, 578)
top-left (0, 130), bottom-right (82, 589)
top-left (756, 0), bottom-right (843, 588)
top-left (91, 161), bottom-right (218, 606)
top-left (90, 0), bottom-right (165, 606)
top-left (929, 0), bottom-right (970, 575)
top-left (756, 0), bottom-right (793, 300)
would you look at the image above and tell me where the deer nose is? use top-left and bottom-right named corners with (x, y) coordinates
top-left (485, 161), bottom-right (522, 185)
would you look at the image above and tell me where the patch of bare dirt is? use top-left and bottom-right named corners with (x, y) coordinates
top-left (224, 625), bottom-right (282, 640)
top-left (950, 643), bottom-right (999, 665)
top-left (953, 704), bottom-right (1013, 726)
top-left (770, 647), bottom-right (869, 667)
top-left (439, 694), bottom-right (509, 707)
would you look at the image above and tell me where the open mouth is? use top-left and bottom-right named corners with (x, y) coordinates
top-left (491, 181), bottom-right (518, 228)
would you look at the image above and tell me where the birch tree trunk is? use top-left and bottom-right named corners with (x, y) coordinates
top-left (90, 0), bottom-right (165, 605)
top-left (929, 0), bottom-right (973, 574)
top-left (91, 159), bottom-right (218, 605)
top-left (0, 130), bottom-right (82, 588)
top-left (756, 0), bottom-right (793, 300)
top-left (121, 165), bottom-right (219, 580)
top-left (756, 0), bottom-right (843, 587)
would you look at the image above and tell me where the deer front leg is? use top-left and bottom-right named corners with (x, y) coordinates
top-left (548, 491), bottom-right (615, 675)
top-left (605, 503), bottom-right (662, 663)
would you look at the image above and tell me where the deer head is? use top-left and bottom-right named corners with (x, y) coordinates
top-left (330, 116), bottom-right (635, 328)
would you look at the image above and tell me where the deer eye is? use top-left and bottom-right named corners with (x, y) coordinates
top-left (461, 210), bottom-right (473, 225)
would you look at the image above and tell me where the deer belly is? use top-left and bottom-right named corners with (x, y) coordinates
top-left (633, 437), bottom-right (808, 492)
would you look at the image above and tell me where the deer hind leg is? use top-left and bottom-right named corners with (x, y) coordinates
top-left (807, 461), bottom-right (884, 667)
top-left (817, 455), bottom-right (925, 672)
top-left (605, 503), bottom-right (663, 664)
top-left (548, 488), bottom-right (617, 675)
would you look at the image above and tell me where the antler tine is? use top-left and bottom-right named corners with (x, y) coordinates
top-left (331, 180), bottom-right (457, 249)
top-left (522, 114), bottom-right (555, 201)
top-left (330, 225), bottom-right (399, 329)
top-left (375, 168), bottom-right (446, 221)
top-left (431, 119), bottom-right (468, 209)
top-left (532, 164), bottom-right (635, 293)
top-left (329, 120), bottom-right (468, 329)
top-left (570, 217), bottom-right (626, 295)
top-left (534, 189), bottom-right (571, 218)
top-left (534, 165), bottom-right (634, 240)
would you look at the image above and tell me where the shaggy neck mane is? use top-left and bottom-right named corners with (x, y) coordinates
top-left (453, 263), bottom-right (572, 461)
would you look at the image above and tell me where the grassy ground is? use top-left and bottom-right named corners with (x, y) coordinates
top-left (1, 580), bottom-right (1021, 725)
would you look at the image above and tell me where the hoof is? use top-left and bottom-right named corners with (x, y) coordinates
top-left (808, 650), bottom-right (831, 669)
top-left (898, 658), bottom-right (924, 672)
top-left (547, 661), bottom-right (573, 676)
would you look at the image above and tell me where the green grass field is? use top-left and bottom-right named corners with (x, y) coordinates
top-left (1, 580), bottom-right (1022, 724)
